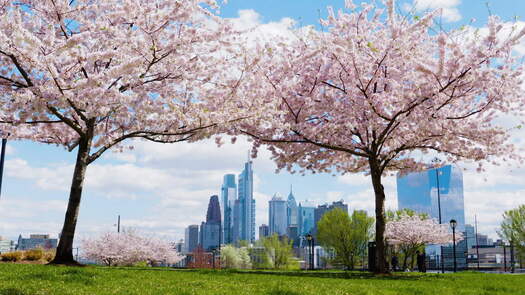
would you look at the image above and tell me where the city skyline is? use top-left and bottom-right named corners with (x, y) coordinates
top-left (2, 0), bottom-right (525, 244)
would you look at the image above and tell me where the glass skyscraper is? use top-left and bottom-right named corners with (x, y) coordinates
top-left (235, 160), bottom-right (256, 243)
top-left (269, 193), bottom-right (288, 236)
top-left (397, 165), bottom-right (467, 269)
top-left (221, 174), bottom-right (236, 244)
top-left (298, 202), bottom-right (315, 236)
top-left (200, 195), bottom-right (221, 251)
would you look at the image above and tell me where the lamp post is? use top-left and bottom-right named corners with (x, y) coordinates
top-left (306, 234), bottom-right (313, 270)
top-left (432, 158), bottom-right (445, 273)
top-left (450, 219), bottom-right (457, 273)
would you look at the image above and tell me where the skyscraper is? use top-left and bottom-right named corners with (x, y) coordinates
top-left (184, 225), bottom-right (199, 253)
top-left (236, 160), bottom-right (255, 243)
top-left (200, 195), bottom-right (221, 251)
top-left (259, 224), bottom-right (270, 238)
top-left (221, 174), bottom-right (237, 244)
top-left (397, 164), bottom-right (466, 269)
top-left (287, 186), bottom-right (298, 227)
top-left (313, 200), bottom-right (348, 243)
top-left (269, 193), bottom-right (287, 236)
top-left (397, 165), bottom-right (465, 229)
top-left (298, 202), bottom-right (315, 236)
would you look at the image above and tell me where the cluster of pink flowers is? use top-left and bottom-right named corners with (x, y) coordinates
top-left (386, 214), bottom-right (463, 247)
top-left (82, 231), bottom-right (183, 266)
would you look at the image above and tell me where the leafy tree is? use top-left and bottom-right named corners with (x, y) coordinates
top-left (260, 234), bottom-right (298, 270)
top-left (220, 245), bottom-right (241, 269)
top-left (0, 0), bottom-right (242, 264)
top-left (317, 209), bottom-right (374, 270)
top-left (220, 245), bottom-right (252, 269)
top-left (239, 0), bottom-right (525, 273)
top-left (499, 205), bottom-right (525, 263)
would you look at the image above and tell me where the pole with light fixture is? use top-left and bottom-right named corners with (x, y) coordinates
top-left (450, 219), bottom-right (457, 273)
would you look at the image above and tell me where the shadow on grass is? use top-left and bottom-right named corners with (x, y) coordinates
top-left (231, 270), bottom-right (444, 281)
top-left (0, 288), bottom-right (28, 295)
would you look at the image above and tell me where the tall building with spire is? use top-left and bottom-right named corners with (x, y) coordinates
top-left (235, 159), bottom-right (256, 243)
top-left (287, 185), bottom-right (298, 227)
top-left (221, 174), bottom-right (236, 244)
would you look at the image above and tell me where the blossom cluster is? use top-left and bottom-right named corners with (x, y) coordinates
top-left (82, 230), bottom-right (183, 266)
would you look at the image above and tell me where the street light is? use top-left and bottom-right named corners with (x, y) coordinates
top-left (306, 234), bottom-right (314, 270)
top-left (450, 219), bottom-right (457, 273)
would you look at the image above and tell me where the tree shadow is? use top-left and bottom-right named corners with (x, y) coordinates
top-left (233, 270), bottom-right (444, 281)
top-left (0, 288), bottom-right (28, 295)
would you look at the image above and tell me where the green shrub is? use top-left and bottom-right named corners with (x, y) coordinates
top-left (24, 248), bottom-right (44, 261)
top-left (1, 251), bottom-right (24, 262)
top-left (132, 261), bottom-right (149, 268)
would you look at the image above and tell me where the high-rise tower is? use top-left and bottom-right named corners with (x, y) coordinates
top-left (221, 174), bottom-right (236, 244)
top-left (200, 195), bottom-right (221, 251)
top-left (397, 165), bottom-right (466, 269)
top-left (269, 193), bottom-right (287, 236)
top-left (287, 185), bottom-right (298, 227)
top-left (236, 159), bottom-right (256, 243)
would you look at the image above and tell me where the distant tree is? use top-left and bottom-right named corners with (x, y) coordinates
top-left (260, 234), bottom-right (298, 270)
top-left (386, 214), bottom-right (460, 270)
top-left (386, 209), bottom-right (428, 221)
top-left (220, 245), bottom-right (252, 269)
top-left (317, 209), bottom-right (374, 270)
top-left (82, 230), bottom-right (182, 267)
top-left (498, 205), bottom-right (525, 262)
top-left (238, 247), bottom-right (252, 269)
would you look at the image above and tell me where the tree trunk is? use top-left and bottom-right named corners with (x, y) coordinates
top-left (369, 158), bottom-right (388, 273)
top-left (50, 135), bottom-right (92, 265)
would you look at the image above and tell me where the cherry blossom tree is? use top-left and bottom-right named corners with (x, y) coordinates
top-left (239, 0), bottom-right (525, 273)
top-left (82, 230), bottom-right (183, 266)
top-left (386, 214), bottom-right (462, 270)
top-left (0, 0), bottom-right (244, 264)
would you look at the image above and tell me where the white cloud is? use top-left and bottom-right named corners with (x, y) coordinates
top-left (405, 0), bottom-right (462, 22)
top-left (229, 9), bottom-right (299, 43)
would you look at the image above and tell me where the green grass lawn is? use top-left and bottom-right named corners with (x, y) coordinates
top-left (0, 264), bottom-right (524, 295)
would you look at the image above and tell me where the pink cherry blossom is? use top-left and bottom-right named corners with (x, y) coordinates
top-left (82, 230), bottom-right (183, 266)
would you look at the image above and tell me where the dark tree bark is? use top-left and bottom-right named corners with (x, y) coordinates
top-left (369, 157), bottom-right (388, 274)
top-left (50, 133), bottom-right (92, 265)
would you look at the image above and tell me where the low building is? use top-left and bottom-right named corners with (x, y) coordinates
top-left (0, 236), bottom-right (15, 254)
top-left (16, 234), bottom-right (58, 251)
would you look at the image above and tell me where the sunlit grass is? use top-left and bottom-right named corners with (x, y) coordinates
top-left (0, 264), bottom-right (523, 295)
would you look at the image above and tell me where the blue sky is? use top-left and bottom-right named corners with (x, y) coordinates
top-left (1, 0), bottom-right (525, 244)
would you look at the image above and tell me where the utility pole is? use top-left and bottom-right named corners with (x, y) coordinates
top-left (432, 159), bottom-right (445, 274)
top-left (117, 215), bottom-right (121, 233)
